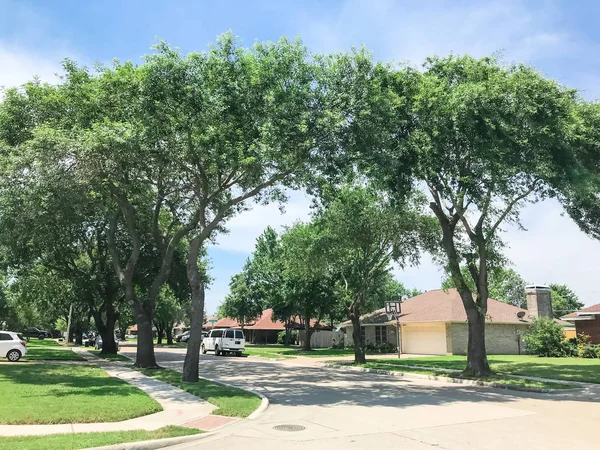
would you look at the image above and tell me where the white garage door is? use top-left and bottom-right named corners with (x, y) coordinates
top-left (402, 324), bottom-right (447, 355)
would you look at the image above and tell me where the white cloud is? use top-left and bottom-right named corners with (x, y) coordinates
top-left (211, 190), bottom-right (314, 253)
top-left (296, 0), bottom-right (572, 66)
top-left (0, 43), bottom-right (66, 91)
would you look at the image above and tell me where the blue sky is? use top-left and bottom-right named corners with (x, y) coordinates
top-left (2, 0), bottom-right (600, 311)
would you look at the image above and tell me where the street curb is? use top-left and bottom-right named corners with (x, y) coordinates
top-left (196, 374), bottom-right (269, 420)
top-left (86, 430), bottom-right (214, 450)
top-left (320, 363), bottom-right (581, 394)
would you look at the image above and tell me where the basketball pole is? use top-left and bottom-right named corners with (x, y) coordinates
top-left (396, 314), bottom-right (401, 359)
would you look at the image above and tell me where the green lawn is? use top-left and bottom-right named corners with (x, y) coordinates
top-left (141, 368), bottom-right (261, 417)
top-left (0, 426), bottom-right (202, 450)
top-left (88, 350), bottom-right (131, 362)
top-left (24, 339), bottom-right (84, 361)
top-left (0, 364), bottom-right (162, 424)
top-left (347, 361), bottom-right (575, 390)
top-left (244, 345), bottom-right (359, 359)
top-left (363, 355), bottom-right (600, 384)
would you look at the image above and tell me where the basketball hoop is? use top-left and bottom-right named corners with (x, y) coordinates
top-left (385, 299), bottom-right (403, 359)
top-left (385, 300), bottom-right (401, 319)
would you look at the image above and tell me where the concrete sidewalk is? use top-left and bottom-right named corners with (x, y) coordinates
top-left (0, 349), bottom-right (216, 437)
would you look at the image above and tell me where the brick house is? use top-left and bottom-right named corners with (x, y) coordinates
top-left (561, 303), bottom-right (600, 344)
top-left (212, 308), bottom-right (332, 346)
top-left (339, 287), bottom-right (554, 355)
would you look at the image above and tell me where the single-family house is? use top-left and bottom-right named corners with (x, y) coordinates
top-left (212, 308), bottom-right (333, 346)
top-left (339, 286), bottom-right (554, 355)
top-left (561, 303), bottom-right (600, 343)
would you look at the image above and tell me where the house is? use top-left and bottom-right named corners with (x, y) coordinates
top-left (212, 308), bottom-right (333, 346)
top-left (339, 286), bottom-right (554, 355)
top-left (561, 303), bottom-right (600, 343)
top-left (203, 314), bottom-right (219, 330)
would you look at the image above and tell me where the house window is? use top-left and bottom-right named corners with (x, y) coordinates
top-left (375, 326), bottom-right (387, 344)
top-left (360, 326), bottom-right (366, 343)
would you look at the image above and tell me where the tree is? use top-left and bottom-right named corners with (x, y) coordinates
top-left (549, 284), bottom-right (584, 319)
top-left (244, 228), bottom-right (296, 343)
top-left (173, 35), bottom-right (339, 381)
top-left (367, 56), bottom-right (580, 376)
top-left (154, 285), bottom-right (186, 345)
top-left (0, 33), bottom-right (338, 377)
top-left (317, 186), bottom-right (424, 363)
top-left (220, 273), bottom-right (263, 331)
top-left (442, 266), bottom-right (527, 308)
top-left (279, 222), bottom-right (337, 350)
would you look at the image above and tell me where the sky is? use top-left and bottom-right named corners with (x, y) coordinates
top-left (2, 0), bottom-right (600, 312)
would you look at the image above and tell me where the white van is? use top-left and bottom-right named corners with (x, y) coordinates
top-left (202, 328), bottom-right (245, 356)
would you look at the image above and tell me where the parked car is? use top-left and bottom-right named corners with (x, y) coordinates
top-left (0, 331), bottom-right (28, 362)
top-left (22, 327), bottom-right (51, 340)
top-left (95, 333), bottom-right (119, 351)
top-left (201, 328), bottom-right (245, 356)
top-left (175, 330), bottom-right (189, 342)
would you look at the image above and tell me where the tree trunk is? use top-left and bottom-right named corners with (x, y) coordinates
top-left (75, 332), bottom-right (83, 346)
top-left (133, 301), bottom-right (159, 368)
top-left (166, 327), bottom-right (173, 345)
top-left (119, 327), bottom-right (128, 341)
top-left (350, 302), bottom-right (365, 364)
top-left (183, 236), bottom-right (205, 382)
top-left (156, 325), bottom-right (163, 345)
top-left (303, 316), bottom-right (313, 351)
top-left (464, 306), bottom-right (492, 377)
top-left (95, 309), bottom-right (118, 355)
top-left (284, 325), bottom-right (291, 346)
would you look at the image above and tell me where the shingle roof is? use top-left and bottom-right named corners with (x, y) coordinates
top-left (340, 288), bottom-right (531, 327)
top-left (561, 302), bottom-right (600, 319)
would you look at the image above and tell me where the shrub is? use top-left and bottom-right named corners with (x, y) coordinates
top-left (561, 338), bottom-right (578, 357)
top-left (331, 336), bottom-right (345, 349)
top-left (577, 333), bottom-right (600, 359)
top-left (523, 317), bottom-right (566, 357)
top-left (276, 330), bottom-right (298, 345)
top-left (374, 342), bottom-right (397, 354)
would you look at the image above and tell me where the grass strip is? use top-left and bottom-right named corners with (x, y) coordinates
top-left (0, 425), bottom-right (202, 450)
top-left (140, 368), bottom-right (261, 417)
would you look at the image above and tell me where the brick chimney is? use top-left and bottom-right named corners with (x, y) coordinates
top-left (525, 285), bottom-right (553, 318)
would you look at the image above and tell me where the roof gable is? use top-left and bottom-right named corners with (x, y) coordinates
top-left (341, 288), bottom-right (531, 326)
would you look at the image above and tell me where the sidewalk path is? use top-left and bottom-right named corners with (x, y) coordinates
top-left (0, 349), bottom-right (216, 437)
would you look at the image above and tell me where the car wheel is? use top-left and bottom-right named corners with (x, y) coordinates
top-left (236, 351), bottom-right (242, 357)
top-left (38, 334), bottom-right (45, 340)
top-left (7, 349), bottom-right (21, 362)
top-left (201, 345), bottom-right (207, 354)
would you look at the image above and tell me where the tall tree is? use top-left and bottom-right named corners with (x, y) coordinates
top-left (171, 35), bottom-right (339, 380)
top-left (279, 222), bottom-right (337, 350)
top-left (392, 55), bottom-right (580, 376)
top-left (317, 187), bottom-right (424, 363)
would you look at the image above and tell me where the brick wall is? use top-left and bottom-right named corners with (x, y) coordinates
top-left (575, 317), bottom-right (600, 344)
top-left (450, 323), bottom-right (528, 355)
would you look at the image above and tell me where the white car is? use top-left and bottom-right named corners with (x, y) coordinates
top-left (201, 328), bottom-right (245, 356)
top-left (0, 331), bottom-right (28, 362)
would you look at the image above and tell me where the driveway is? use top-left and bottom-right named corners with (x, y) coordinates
top-left (121, 347), bottom-right (600, 449)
